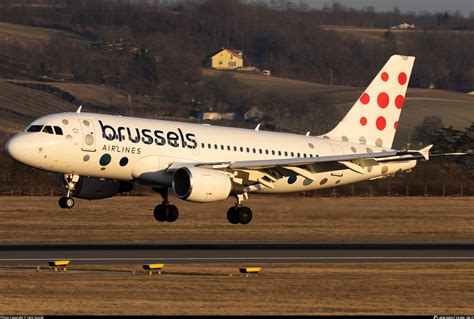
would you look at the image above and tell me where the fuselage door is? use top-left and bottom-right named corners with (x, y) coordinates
top-left (79, 119), bottom-right (96, 152)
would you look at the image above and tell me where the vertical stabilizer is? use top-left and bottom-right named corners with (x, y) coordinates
top-left (324, 55), bottom-right (415, 148)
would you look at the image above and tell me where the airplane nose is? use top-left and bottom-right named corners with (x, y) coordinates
top-left (5, 134), bottom-right (25, 162)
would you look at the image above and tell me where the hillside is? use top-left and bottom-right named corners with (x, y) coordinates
top-left (0, 21), bottom-right (61, 46)
top-left (319, 25), bottom-right (474, 41)
top-left (0, 80), bottom-right (191, 137)
top-left (0, 81), bottom-right (76, 135)
top-left (1, 70), bottom-right (472, 150)
top-left (203, 69), bottom-right (474, 147)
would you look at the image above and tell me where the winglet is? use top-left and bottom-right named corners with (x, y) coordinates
top-left (419, 144), bottom-right (433, 160)
top-left (255, 124), bottom-right (261, 131)
top-left (76, 105), bottom-right (82, 114)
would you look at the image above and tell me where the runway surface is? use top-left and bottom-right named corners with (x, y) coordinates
top-left (1, 243), bottom-right (474, 264)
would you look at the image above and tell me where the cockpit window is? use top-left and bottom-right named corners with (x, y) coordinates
top-left (26, 125), bottom-right (43, 132)
top-left (53, 126), bottom-right (63, 135)
top-left (42, 126), bottom-right (54, 134)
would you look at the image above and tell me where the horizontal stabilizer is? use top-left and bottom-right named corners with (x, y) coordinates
top-left (411, 144), bottom-right (432, 160)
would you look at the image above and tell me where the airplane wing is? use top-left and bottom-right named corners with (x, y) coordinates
top-left (194, 145), bottom-right (464, 169)
top-left (166, 145), bottom-right (466, 185)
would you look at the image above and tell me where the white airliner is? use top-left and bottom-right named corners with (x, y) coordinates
top-left (4, 55), bottom-right (462, 224)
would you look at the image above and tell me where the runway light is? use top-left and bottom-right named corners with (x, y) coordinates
top-left (48, 260), bottom-right (70, 272)
top-left (240, 267), bottom-right (262, 276)
top-left (143, 264), bottom-right (165, 275)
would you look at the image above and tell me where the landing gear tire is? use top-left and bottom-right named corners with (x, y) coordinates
top-left (154, 204), bottom-right (179, 222)
top-left (166, 205), bottom-right (179, 222)
top-left (58, 196), bottom-right (74, 209)
top-left (227, 207), bottom-right (240, 224)
top-left (237, 206), bottom-right (252, 224)
top-left (227, 206), bottom-right (253, 224)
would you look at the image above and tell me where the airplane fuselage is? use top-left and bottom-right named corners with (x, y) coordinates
top-left (6, 111), bottom-right (416, 194)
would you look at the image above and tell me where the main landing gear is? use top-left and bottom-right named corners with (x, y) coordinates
top-left (151, 189), bottom-right (253, 225)
top-left (58, 174), bottom-right (79, 209)
top-left (226, 194), bottom-right (253, 225)
top-left (153, 187), bottom-right (179, 223)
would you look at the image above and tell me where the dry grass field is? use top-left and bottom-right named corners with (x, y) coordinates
top-left (1, 196), bottom-right (473, 315)
top-left (0, 196), bottom-right (473, 243)
top-left (0, 263), bottom-right (473, 315)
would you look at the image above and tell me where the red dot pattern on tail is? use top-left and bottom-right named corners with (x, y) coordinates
top-left (376, 116), bottom-right (386, 130)
top-left (395, 95), bottom-right (404, 109)
top-left (356, 69), bottom-right (408, 133)
top-left (398, 72), bottom-right (407, 85)
top-left (360, 93), bottom-right (370, 104)
top-left (377, 92), bottom-right (389, 108)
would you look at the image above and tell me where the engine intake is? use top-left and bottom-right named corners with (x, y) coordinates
top-left (72, 177), bottom-right (133, 200)
top-left (172, 167), bottom-right (232, 203)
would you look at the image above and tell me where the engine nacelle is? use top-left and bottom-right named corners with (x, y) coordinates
top-left (72, 177), bottom-right (133, 200)
top-left (172, 167), bottom-right (232, 203)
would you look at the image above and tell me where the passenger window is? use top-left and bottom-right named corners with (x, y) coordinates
top-left (272, 150), bottom-right (275, 155)
top-left (234, 146), bottom-right (237, 151)
top-left (253, 148), bottom-right (256, 153)
top-left (278, 151), bottom-right (281, 156)
top-left (240, 147), bottom-right (243, 152)
top-left (221, 145), bottom-right (224, 150)
top-left (265, 150), bottom-right (269, 155)
top-left (201, 143), bottom-right (205, 148)
top-left (27, 125), bottom-right (43, 132)
top-left (297, 153), bottom-right (300, 157)
top-left (42, 126), bottom-right (54, 134)
top-left (208, 143), bottom-right (211, 149)
top-left (246, 147), bottom-right (250, 153)
top-left (291, 152), bottom-right (294, 157)
top-left (259, 149), bottom-right (262, 154)
top-left (53, 126), bottom-right (63, 135)
top-left (227, 146), bottom-right (231, 151)
top-left (285, 151), bottom-right (288, 156)
top-left (214, 144), bottom-right (218, 150)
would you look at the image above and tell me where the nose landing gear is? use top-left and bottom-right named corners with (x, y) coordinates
top-left (58, 196), bottom-right (75, 209)
top-left (58, 174), bottom-right (79, 209)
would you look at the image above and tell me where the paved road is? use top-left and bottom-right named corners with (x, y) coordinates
top-left (0, 243), bottom-right (473, 264)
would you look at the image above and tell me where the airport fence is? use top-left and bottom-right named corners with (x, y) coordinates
top-left (301, 181), bottom-right (473, 197)
top-left (0, 181), bottom-right (472, 197)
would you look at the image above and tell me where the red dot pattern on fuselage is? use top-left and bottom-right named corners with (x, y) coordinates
top-left (360, 117), bottom-right (367, 126)
top-left (381, 72), bottom-right (389, 81)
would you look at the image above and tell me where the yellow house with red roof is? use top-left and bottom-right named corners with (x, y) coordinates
top-left (210, 48), bottom-right (243, 70)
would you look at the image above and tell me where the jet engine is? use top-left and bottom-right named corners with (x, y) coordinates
top-left (72, 177), bottom-right (133, 200)
top-left (172, 167), bottom-right (232, 202)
